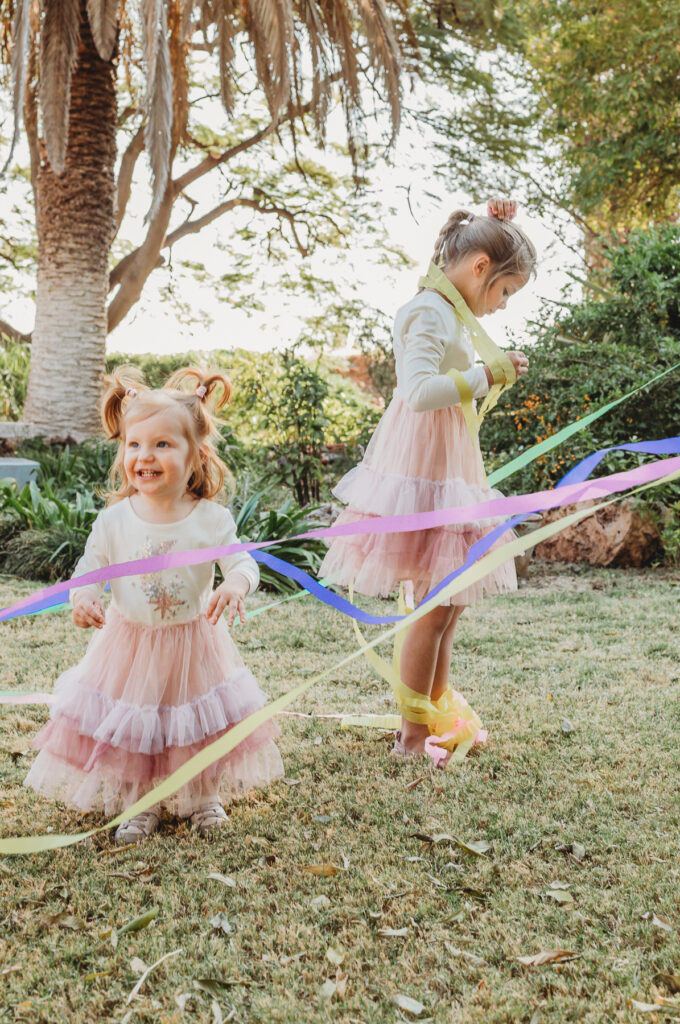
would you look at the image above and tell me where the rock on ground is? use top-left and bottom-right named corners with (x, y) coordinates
top-left (535, 499), bottom-right (661, 567)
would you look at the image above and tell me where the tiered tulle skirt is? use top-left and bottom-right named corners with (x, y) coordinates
top-left (24, 608), bottom-right (284, 817)
top-left (319, 393), bottom-right (517, 606)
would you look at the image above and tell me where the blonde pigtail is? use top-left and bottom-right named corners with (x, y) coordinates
top-left (101, 366), bottom-right (147, 439)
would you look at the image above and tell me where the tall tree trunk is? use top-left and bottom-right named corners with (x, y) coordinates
top-left (23, 0), bottom-right (116, 439)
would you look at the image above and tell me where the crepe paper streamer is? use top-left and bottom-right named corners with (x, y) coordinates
top-left (340, 714), bottom-right (401, 730)
top-left (420, 261), bottom-right (515, 484)
top-left (488, 360), bottom-right (680, 487)
top-left (0, 692), bottom-right (54, 706)
top-left (556, 438), bottom-right (680, 487)
top-left (419, 261), bottom-right (517, 392)
top-left (2, 437), bottom-right (679, 627)
top-left (349, 583), bottom-right (486, 764)
top-left (1, 465), bottom-right (678, 855)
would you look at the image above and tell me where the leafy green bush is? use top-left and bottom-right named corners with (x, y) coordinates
top-left (0, 479), bottom-right (98, 580)
top-left (0, 341), bottom-right (30, 420)
top-left (484, 225), bottom-right (680, 504)
top-left (15, 437), bottom-right (115, 501)
top-left (232, 482), bottom-right (327, 594)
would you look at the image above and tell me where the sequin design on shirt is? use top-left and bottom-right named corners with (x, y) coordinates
top-left (137, 538), bottom-right (188, 620)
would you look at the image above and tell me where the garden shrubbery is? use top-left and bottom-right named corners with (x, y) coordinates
top-left (483, 225), bottom-right (680, 560)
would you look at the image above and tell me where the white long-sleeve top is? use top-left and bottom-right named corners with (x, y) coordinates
top-left (394, 291), bottom-right (489, 412)
top-left (70, 498), bottom-right (259, 626)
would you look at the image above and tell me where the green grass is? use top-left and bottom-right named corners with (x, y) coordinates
top-left (1, 563), bottom-right (680, 1024)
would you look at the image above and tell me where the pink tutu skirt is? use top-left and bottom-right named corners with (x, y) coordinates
top-left (319, 393), bottom-right (517, 606)
top-left (24, 607), bottom-right (284, 817)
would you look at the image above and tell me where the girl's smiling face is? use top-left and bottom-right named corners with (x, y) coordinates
top-left (123, 409), bottom-right (193, 503)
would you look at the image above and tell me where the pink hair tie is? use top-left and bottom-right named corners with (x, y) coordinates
top-left (125, 387), bottom-right (137, 398)
top-left (195, 385), bottom-right (207, 399)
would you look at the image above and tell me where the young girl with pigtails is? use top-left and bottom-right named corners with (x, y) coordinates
top-left (24, 367), bottom-right (283, 842)
top-left (320, 199), bottom-right (536, 764)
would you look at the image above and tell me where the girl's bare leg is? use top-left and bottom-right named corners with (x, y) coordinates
top-left (398, 604), bottom-right (457, 753)
top-left (431, 606), bottom-right (465, 700)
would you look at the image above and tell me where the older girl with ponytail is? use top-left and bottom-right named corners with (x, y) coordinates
top-left (25, 367), bottom-right (283, 841)
top-left (320, 199), bottom-right (537, 764)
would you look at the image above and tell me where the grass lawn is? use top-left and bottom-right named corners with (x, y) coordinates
top-left (1, 562), bottom-right (680, 1024)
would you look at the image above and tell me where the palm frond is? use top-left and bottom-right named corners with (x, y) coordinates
top-left (245, 0), bottom-right (293, 120)
top-left (298, 0), bottom-right (332, 138)
top-left (216, 0), bottom-right (237, 113)
top-left (317, 0), bottom-right (360, 106)
top-left (356, 0), bottom-right (401, 139)
top-left (86, 0), bottom-right (119, 61)
top-left (1, 0), bottom-right (32, 175)
top-left (143, 0), bottom-right (173, 220)
top-left (40, 0), bottom-right (82, 175)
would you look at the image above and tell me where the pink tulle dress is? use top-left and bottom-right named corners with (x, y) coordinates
top-left (319, 290), bottom-right (517, 606)
top-left (24, 498), bottom-right (283, 818)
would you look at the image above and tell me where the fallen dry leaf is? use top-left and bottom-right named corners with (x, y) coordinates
top-left (109, 865), bottom-right (154, 881)
top-left (545, 889), bottom-right (575, 905)
top-left (392, 993), bottom-right (425, 1016)
top-left (319, 979), bottom-right (337, 1003)
top-left (210, 912), bottom-right (233, 935)
top-left (126, 948), bottom-right (182, 1004)
top-left (405, 777), bottom-right (426, 791)
top-left (207, 872), bottom-right (236, 889)
top-left (118, 907), bottom-right (158, 935)
top-left (301, 864), bottom-right (339, 877)
top-left (378, 926), bottom-right (410, 938)
top-left (326, 946), bottom-right (345, 966)
top-left (444, 943), bottom-right (488, 967)
top-left (517, 949), bottom-right (581, 967)
top-left (656, 974), bottom-right (680, 994)
top-left (629, 1000), bottom-right (662, 1013)
top-left (43, 912), bottom-right (88, 931)
top-left (642, 912), bottom-right (673, 932)
top-left (335, 969), bottom-right (348, 998)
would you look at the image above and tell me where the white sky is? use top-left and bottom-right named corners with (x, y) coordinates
top-left (104, 171), bottom-right (578, 357)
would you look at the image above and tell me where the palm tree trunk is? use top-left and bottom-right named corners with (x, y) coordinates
top-left (23, 0), bottom-right (116, 439)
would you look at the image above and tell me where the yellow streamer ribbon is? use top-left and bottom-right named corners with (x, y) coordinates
top-left (418, 260), bottom-right (517, 437)
top-left (350, 583), bottom-right (482, 762)
top-left (3, 467), bottom-right (678, 855)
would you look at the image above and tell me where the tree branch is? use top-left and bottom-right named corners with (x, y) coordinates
top-left (0, 318), bottom-right (31, 345)
top-left (164, 196), bottom-right (310, 256)
top-left (114, 126), bottom-right (146, 236)
top-left (108, 74), bottom-right (344, 332)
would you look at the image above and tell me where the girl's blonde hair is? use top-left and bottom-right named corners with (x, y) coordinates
top-left (432, 209), bottom-right (537, 284)
top-left (101, 365), bottom-right (233, 505)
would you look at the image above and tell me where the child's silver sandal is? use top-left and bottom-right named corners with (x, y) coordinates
top-left (114, 810), bottom-right (160, 844)
top-left (190, 803), bottom-right (228, 835)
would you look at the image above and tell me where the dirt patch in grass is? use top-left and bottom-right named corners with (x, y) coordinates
top-left (1, 563), bottom-right (679, 1023)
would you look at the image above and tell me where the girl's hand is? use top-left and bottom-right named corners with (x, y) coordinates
top-left (484, 351), bottom-right (529, 387)
top-left (487, 198), bottom-right (517, 221)
top-left (206, 581), bottom-right (247, 627)
top-left (72, 593), bottom-right (105, 629)
top-left (507, 350), bottom-right (529, 379)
